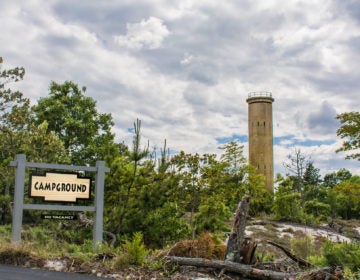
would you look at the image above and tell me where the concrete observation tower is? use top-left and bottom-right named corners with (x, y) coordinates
top-left (246, 92), bottom-right (274, 193)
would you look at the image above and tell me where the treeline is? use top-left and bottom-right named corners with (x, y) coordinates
top-left (1, 59), bottom-right (359, 248)
top-left (275, 155), bottom-right (360, 223)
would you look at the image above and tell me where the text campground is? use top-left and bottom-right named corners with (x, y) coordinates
top-left (30, 172), bottom-right (91, 202)
top-left (33, 182), bottom-right (87, 192)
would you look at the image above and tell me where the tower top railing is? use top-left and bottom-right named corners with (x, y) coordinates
top-left (248, 91), bottom-right (272, 98)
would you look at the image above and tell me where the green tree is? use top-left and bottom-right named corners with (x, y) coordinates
top-left (323, 168), bottom-right (352, 188)
top-left (170, 151), bottom-right (204, 239)
top-left (242, 165), bottom-right (272, 216)
top-left (0, 59), bottom-right (69, 224)
top-left (32, 81), bottom-right (115, 165)
top-left (104, 119), bottom-right (152, 235)
top-left (336, 111), bottom-right (360, 160)
top-left (217, 141), bottom-right (248, 208)
top-left (301, 162), bottom-right (328, 219)
top-left (272, 184), bottom-right (303, 222)
top-left (303, 162), bottom-right (321, 186)
top-left (0, 58), bottom-right (28, 223)
top-left (217, 141), bottom-right (271, 216)
top-left (332, 176), bottom-right (360, 219)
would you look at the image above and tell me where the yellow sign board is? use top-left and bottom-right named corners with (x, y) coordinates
top-left (30, 172), bottom-right (91, 202)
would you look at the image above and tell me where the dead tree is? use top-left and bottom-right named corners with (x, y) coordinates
top-left (224, 195), bottom-right (256, 264)
top-left (165, 194), bottom-right (343, 280)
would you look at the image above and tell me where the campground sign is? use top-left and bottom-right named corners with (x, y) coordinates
top-left (10, 154), bottom-right (109, 247)
top-left (30, 172), bottom-right (91, 202)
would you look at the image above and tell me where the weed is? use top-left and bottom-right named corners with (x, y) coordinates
top-left (290, 234), bottom-right (315, 260)
top-left (122, 232), bottom-right (149, 266)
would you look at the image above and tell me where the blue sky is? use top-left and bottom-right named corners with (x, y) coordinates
top-left (1, 0), bottom-right (359, 176)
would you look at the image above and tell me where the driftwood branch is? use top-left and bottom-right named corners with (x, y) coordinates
top-left (267, 241), bottom-right (313, 268)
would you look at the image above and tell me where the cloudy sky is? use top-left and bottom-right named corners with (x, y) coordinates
top-left (1, 0), bottom-right (359, 177)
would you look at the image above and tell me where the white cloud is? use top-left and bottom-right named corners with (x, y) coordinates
top-left (180, 52), bottom-right (195, 65)
top-left (113, 17), bottom-right (170, 50)
top-left (1, 0), bottom-right (359, 177)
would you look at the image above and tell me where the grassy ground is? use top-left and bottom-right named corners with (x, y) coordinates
top-left (0, 219), bottom-right (359, 279)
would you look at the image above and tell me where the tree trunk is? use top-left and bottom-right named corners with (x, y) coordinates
top-left (225, 195), bottom-right (254, 264)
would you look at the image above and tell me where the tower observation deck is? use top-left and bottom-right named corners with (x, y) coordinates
top-left (246, 92), bottom-right (274, 192)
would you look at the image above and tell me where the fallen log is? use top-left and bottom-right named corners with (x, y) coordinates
top-left (165, 256), bottom-right (298, 280)
top-left (165, 256), bottom-right (340, 280)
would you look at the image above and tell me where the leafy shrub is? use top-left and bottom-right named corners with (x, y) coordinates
top-left (194, 197), bottom-right (232, 234)
top-left (255, 251), bottom-right (275, 262)
top-left (343, 268), bottom-right (360, 280)
top-left (306, 254), bottom-right (327, 267)
top-left (303, 200), bottom-right (330, 220)
top-left (143, 202), bottom-right (190, 248)
top-left (272, 191), bottom-right (303, 222)
top-left (322, 241), bottom-right (360, 272)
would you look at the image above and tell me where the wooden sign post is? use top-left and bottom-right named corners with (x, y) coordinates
top-left (10, 154), bottom-right (109, 248)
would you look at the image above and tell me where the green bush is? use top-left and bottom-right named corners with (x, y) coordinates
top-left (322, 241), bottom-right (360, 272)
top-left (0, 224), bottom-right (11, 245)
top-left (307, 254), bottom-right (327, 267)
top-left (194, 196), bottom-right (232, 234)
top-left (143, 202), bottom-right (190, 247)
top-left (303, 200), bottom-right (330, 221)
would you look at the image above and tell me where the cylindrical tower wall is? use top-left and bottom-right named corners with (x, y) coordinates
top-left (246, 92), bottom-right (274, 192)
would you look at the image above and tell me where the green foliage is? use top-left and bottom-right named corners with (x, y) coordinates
top-left (303, 200), bottom-right (330, 220)
top-left (272, 185), bottom-right (303, 222)
top-left (194, 196), bottom-right (232, 234)
top-left (256, 251), bottom-right (275, 262)
top-left (323, 168), bottom-right (352, 188)
top-left (306, 254), bottom-right (327, 267)
top-left (143, 202), bottom-right (191, 248)
top-left (331, 176), bottom-right (360, 219)
top-left (32, 80), bottom-right (116, 165)
top-left (303, 162), bottom-right (321, 186)
top-left (0, 60), bottom-right (72, 224)
top-left (242, 165), bottom-right (273, 216)
top-left (322, 241), bottom-right (360, 272)
top-left (0, 59), bottom-right (30, 224)
top-left (343, 267), bottom-right (360, 280)
top-left (0, 224), bottom-right (11, 245)
top-left (336, 111), bottom-right (360, 160)
top-left (104, 119), bottom-right (151, 235)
